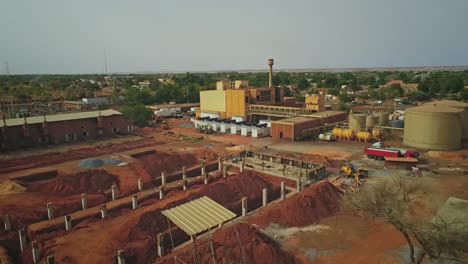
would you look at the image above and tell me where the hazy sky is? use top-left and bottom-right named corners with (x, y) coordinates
top-left (1, 0), bottom-right (467, 74)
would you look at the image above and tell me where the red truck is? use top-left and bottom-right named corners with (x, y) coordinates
top-left (364, 147), bottom-right (419, 160)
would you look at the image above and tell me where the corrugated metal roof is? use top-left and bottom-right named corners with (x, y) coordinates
top-left (162, 196), bottom-right (236, 236)
top-left (271, 116), bottom-right (316, 125)
top-left (1, 109), bottom-right (122, 128)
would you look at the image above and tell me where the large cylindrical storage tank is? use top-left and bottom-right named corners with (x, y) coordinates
top-left (403, 105), bottom-right (463, 150)
top-left (434, 100), bottom-right (468, 140)
top-left (366, 115), bottom-right (377, 129)
top-left (377, 112), bottom-right (389, 126)
top-left (349, 114), bottom-right (366, 132)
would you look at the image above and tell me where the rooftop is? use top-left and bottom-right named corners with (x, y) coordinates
top-left (162, 196), bottom-right (236, 236)
top-left (271, 116), bottom-right (316, 125)
top-left (1, 109), bottom-right (122, 127)
top-left (406, 104), bottom-right (464, 114)
top-left (302, 111), bottom-right (346, 118)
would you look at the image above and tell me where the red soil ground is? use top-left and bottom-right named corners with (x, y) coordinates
top-left (0, 138), bottom-right (163, 174)
top-left (156, 223), bottom-right (299, 264)
top-left (19, 172), bottom-right (278, 264)
top-left (27, 169), bottom-right (118, 195)
top-left (132, 152), bottom-right (200, 179)
top-left (249, 180), bottom-right (343, 228)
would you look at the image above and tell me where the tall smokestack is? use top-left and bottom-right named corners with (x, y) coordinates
top-left (267, 58), bottom-right (274, 88)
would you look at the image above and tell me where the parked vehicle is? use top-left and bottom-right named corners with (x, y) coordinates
top-left (364, 147), bottom-right (419, 160)
top-left (154, 107), bottom-right (182, 117)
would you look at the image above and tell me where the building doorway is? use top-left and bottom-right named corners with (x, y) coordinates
top-left (280, 132), bottom-right (283, 139)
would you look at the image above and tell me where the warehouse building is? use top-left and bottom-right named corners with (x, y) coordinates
top-left (271, 111), bottom-right (347, 140)
top-left (0, 110), bottom-right (133, 150)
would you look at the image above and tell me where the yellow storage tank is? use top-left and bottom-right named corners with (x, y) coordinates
top-left (403, 104), bottom-right (463, 150)
top-left (356, 131), bottom-right (371, 142)
top-left (332, 128), bottom-right (343, 139)
top-left (341, 129), bottom-right (355, 140)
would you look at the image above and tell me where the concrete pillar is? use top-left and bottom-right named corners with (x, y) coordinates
top-left (183, 179), bottom-right (187, 191)
top-left (283, 164), bottom-right (286, 176)
top-left (262, 188), bottom-right (268, 207)
top-left (138, 178), bottom-right (143, 192)
top-left (281, 181), bottom-right (286, 200)
top-left (46, 255), bottom-right (55, 264)
top-left (222, 167), bottom-right (227, 178)
top-left (269, 157), bottom-right (273, 163)
top-left (297, 177), bottom-right (302, 192)
top-left (201, 164), bottom-right (205, 176)
top-left (47, 202), bottom-right (54, 220)
top-left (161, 172), bottom-right (167, 185)
top-left (159, 189), bottom-right (164, 200)
top-left (117, 249), bottom-right (125, 264)
top-left (64, 215), bottom-right (72, 231)
top-left (131, 194), bottom-right (138, 210)
top-left (182, 166), bottom-right (187, 180)
top-left (100, 204), bottom-right (108, 219)
top-left (157, 233), bottom-right (164, 257)
top-left (241, 197), bottom-right (247, 216)
top-left (18, 228), bottom-right (27, 253)
top-left (111, 185), bottom-right (118, 201)
top-left (204, 173), bottom-right (208, 185)
top-left (218, 157), bottom-right (223, 171)
top-left (240, 161), bottom-right (244, 172)
top-left (3, 214), bottom-right (11, 231)
top-left (32, 241), bottom-right (40, 264)
top-left (81, 193), bottom-right (87, 210)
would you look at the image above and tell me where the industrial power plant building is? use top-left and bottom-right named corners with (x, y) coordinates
top-left (0, 110), bottom-right (133, 150)
top-left (403, 100), bottom-right (468, 150)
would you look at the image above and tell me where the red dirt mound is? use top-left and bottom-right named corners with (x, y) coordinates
top-left (133, 152), bottom-right (199, 179)
top-left (155, 223), bottom-right (298, 264)
top-left (213, 223), bottom-right (299, 264)
top-left (29, 169), bottom-right (118, 195)
top-left (250, 180), bottom-right (343, 228)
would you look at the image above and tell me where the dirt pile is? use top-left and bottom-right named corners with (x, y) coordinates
top-left (29, 169), bottom-right (118, 195)
top-left (155, 223), bottom-right (299, 264)
top-left (250, 180), bottom-right (343, 228)
top-left (133, 152), bottom-right (199, 179)
top-left (212, 223), bottom-right (299, 264)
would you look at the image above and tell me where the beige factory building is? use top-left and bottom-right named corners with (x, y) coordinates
top-left (403, 100), bottom-right (468, 151)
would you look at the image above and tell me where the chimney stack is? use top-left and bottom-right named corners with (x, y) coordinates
top-left (267, 59), bottom-right (274, 88)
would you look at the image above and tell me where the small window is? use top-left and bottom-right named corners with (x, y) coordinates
top-left (82, 131), bottom-right (88, 137)
top-left (81, 126), bottom-right (84, 129)
top-left (112, 128), bottom-right (119, 133)
top-left (245, 97), bottom-right (249, 103)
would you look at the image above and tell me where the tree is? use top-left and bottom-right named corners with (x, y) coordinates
top-left (296, 78), bottom-right (309, 90)
top-left (408, 91), bottom-right (430, 104)
top-left (342, 176), bottom-right (468, 264)
top-left (460, 89), bottom-right (468, 102)
top-left (121, 104), bottom-right (153, 127)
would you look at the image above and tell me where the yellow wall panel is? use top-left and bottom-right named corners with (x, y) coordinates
top-left (200, 90), bottom-right (226, 113)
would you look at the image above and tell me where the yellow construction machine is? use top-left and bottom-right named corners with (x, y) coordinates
top-left (340, 164), bottom-right (368, 187)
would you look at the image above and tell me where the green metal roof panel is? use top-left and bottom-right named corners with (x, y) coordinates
top-left (1, 109), bottom-right (122, 128)
top-left (162, 196), bottom-right (236, 236)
